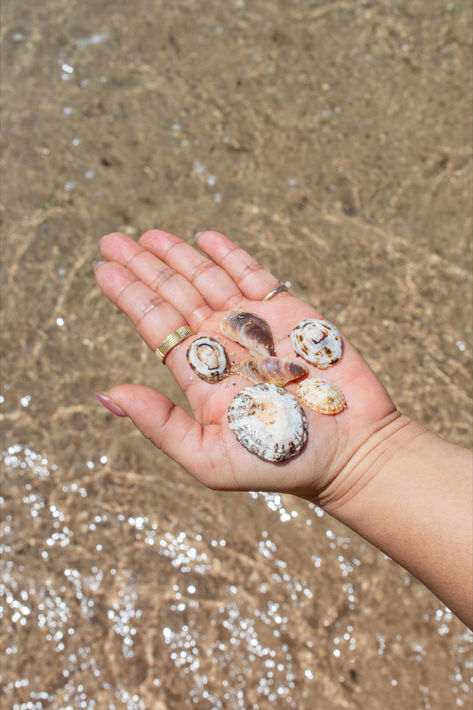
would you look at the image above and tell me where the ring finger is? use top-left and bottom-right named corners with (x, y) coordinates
top-left (138, 229), bottom-right (244, 311)
top-left (94, 261), bottom-right (198, 390)
top-left (100, 232), bottom-right (213, 330)
top-left (195, 231), bottom-right (288, 301)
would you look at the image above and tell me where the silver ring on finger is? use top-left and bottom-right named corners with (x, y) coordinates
top-left (262, 284), bottom-right (289, 301)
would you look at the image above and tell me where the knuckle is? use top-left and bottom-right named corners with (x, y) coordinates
top-left (138, 229), bottom-right (159, 245)
top-left (149, 267), bottom-right (176, 291)
top-left (237, 260), bottom-right (263, 283)
top-left (219, 293), bottom-right (242, 311)
top-left (124, 248), bottom-right (147, 269)
top-left (115, 275), bottom-right (139, 305)
top-left (135, 294), bottom-right (165, 326)
top-left (189, 259), bottom-right (215, 283)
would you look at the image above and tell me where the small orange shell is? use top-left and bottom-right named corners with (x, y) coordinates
top-left (296, 378), bottom-right (346, 415)
top-left (239, 357), bottom-right (308, 386)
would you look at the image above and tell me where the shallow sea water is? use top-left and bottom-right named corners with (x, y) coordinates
top-left (1, 443), bottom-right (472, 709)
top-left (1, 0), bottom-right (472, 707)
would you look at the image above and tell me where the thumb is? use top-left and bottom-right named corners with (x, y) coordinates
top-left (95, 384), bottom-right (205, 475)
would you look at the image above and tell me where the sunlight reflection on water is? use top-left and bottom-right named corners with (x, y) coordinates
top-left (1, 445), bottom-right (472, 708)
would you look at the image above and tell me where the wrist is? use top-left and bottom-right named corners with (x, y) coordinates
top-left (309, 412), bottom-right (473, 627)
top-left (314, 412), bottom-right (427, 513)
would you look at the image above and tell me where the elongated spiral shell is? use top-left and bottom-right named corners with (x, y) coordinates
top-left (220, 311), bottom-right (275, 357)
top-left (291, 318), bottom-right (342, 369)
top-left (227, 383), bottom-right (308, 462)
top-left (186, 337), bottom-right (229, 382)
top-left (239, 357), bottom-right (308, 386)
top-left (296, 378), bottom-right (346, 415)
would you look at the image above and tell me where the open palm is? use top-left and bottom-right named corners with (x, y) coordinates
top-left (95, 230), bottom-right (397, 502)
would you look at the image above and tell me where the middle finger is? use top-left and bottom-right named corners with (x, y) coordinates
top-left (139, 229), bottom-right (244, 311)
top-left (94, 260), bottom-right (201, 390)
top-left (100, 232), bottom-right (213, 331)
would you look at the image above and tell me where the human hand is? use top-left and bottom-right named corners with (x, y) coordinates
top-left (94, 230), bottom-right (399, 505)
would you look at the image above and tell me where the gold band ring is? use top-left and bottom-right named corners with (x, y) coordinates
top-left (155, 325), bottom-right (193, 364)
top-left (262, 284), bottom-right (289, 301)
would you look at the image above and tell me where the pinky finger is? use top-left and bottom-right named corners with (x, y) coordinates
top-left (96, 384), bottom-right (209, 479)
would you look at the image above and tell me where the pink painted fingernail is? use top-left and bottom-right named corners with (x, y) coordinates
top-left (95, 391), bottom-right (127, 417)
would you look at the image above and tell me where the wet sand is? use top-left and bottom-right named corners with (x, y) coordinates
top-left (1, 1), bottom-right (472, 708)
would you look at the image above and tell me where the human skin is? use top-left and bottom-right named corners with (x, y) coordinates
top-left (94, 229), bottom-right (473, 628)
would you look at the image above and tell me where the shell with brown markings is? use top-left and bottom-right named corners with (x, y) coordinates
top-left (227, 383), bottom-right (308, 462)
top-left (239, 357), bottom-right (308, 386)
top-left (291, 318), bottom-right (342, 369)
top-left (220, 311), bottom-right (275, 357)
top-left (296, 378), bottom-right (346, 415)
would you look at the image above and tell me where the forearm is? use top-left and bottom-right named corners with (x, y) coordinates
top-left (316, 415), bottom-right (473, 628)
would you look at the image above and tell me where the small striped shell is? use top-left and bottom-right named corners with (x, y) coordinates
top-left (297, 378), bottom-right (346, 415)
top-left (186, 337), bottom-right (229, 382)
top-left (220, 311), bottom-right (275, 357)
top-left (291, 318), bottom-right (342, 369)
top-left (227, 383), bottom-right (308, 462)
top-left (239, 357), bottom-right (308, 386)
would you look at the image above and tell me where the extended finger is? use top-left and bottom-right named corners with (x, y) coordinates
top-left (94, 261), bottom-right (195, 387)
top-left (100, 232), bottom-right (213, 330)
top-left (195, 231), bottom-right (287, 301)
top-left (138, 229), bottom-right (243, 311)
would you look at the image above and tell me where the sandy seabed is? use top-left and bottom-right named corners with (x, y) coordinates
top-left (1, 1), bottom-right (472, 708)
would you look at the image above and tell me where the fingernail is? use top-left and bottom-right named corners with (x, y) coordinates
top-left (93, 260), bottom-right (105, 272)
top-left (193, 231), bottom-right (203, 242)
top-left (95, 391), bottom-right (127, 417)
top-left (100, 233), bottom-right (112, 243)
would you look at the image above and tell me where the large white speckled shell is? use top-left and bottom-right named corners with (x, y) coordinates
top-left (220, 311), bottom-right (275, 357)
top-left (291, 318), bottom-right (342, 369)
top-left (227, 383), bottom-right (308, 462)
top-left (239, 357), bottom-right (308, 386)
top-left (186, 337), bottom-right (229, 382)
top-left (297, 378), bottom-right (346, 415)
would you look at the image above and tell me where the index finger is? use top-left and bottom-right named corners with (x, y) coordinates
top-left (94, 260), bottom-right (199, 388)
top-left (139, 229), bottom-right (244, 311)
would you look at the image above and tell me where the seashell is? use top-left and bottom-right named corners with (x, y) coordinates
top-left (186, 336), bottom-right (229, 382)
top-left (291, 318), bottom-right (342, 369)
top-left (220, 311), bottom-right (275, 357)
top-left (239, 357), bottom-right (308, 386)
top-left (297, 378), bottom-right (346, 415)
top-left (227, 383), bottom-right (308, 462)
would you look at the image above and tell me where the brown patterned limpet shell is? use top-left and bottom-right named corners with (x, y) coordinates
top-left (297, 378), bottom-right (346, 415)
top-left (186, 336), bottom-right (229, 383)
top-left (239, 357), bottom-right (308, 386)
top-left (220, 311), bottom-right (275, 358)
top-left (227, 383), bottom-right (308, 462)
top-left (291, 318), bottom-right (342, 369)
